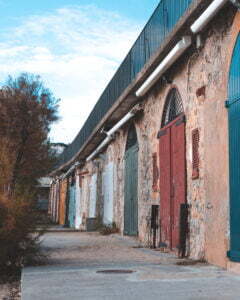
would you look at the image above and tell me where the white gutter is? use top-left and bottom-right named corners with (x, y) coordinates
top-left (61, 161), bottom-right (80, 180)
top-left (86, 136), bottom-right (114, 162)
top-left (86, 106), bottom-right (140, 162)
top-left (136, 36), bottom-right (192, 98)
top-left (107, 112), bottom-right (136, 136)
top-left (190, 0), bottom-right (228, 33)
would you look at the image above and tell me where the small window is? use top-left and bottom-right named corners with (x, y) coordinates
top-left (192, 129), bottom-right (200, 180)
top-left (152, 153), bottom-right (159, 191)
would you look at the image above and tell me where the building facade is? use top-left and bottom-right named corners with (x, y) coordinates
top-left (49, 0), bottom-right (240, 271)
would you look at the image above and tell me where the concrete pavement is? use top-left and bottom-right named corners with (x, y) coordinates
top-left (21, 232), bottom-right (240, 300)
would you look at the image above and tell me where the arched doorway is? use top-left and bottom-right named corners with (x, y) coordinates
top-left (124, 124), bottom-right (139, 236)
top-left (158, 88), bottom-right (186, 251)
top-left (227, 34), bottom-right (240, 262)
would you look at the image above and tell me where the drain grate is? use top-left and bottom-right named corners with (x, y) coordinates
top-left (96, 269), bottom-right (134, 274)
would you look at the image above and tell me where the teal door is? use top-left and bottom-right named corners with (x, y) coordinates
top-left (227, 34), bottom-right (240, 262)
top-left (124, 125), bottom-right (138, 236)
top-left (68, 181), bottom-right (76, 228)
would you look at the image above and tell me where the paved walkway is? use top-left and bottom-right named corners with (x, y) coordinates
top-left (22, 232), bottom-right (240, 300)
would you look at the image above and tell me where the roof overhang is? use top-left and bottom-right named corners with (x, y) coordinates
top-left (50, 0), bottom-right (233, 176)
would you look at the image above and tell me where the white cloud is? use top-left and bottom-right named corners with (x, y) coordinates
top-left (0, 5), bottom-right (142, 143)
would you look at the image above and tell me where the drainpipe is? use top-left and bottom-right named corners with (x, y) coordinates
top-left (136, 0), bottom-right (238, 98)
top-left (61, 161), bottom-right (81, 180)
top-left (135, 37), bottom-right (192, 98)
top-left (86, 104), bottom-right (142, 162)
top-left (190, 0), bottom-right (229, 34)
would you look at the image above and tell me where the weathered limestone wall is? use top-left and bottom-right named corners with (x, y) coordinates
top-left (202, 11), bottom-right (240, 268)
top-left (52, 9), bottom-right (239, 269)
top-left (83, 8), bottom-right (237, 267)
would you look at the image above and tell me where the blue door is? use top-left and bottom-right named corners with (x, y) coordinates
top-left (227, 34), bottom-right (240, 262)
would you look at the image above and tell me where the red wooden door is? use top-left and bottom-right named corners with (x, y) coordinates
top-left (171, 116), bottom-right (186, 249)
top-left (159, 115), bottom-right (186, 250)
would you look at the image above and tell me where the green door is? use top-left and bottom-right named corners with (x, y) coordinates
top-left (68, 180), bottom-right (76, 228)
top-left (227, 34), bottom-right (240, 262)
top-left (124, 125), bottom-right (138, 236)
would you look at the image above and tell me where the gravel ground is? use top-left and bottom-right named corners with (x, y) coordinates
top-left (40, 231), bottom-right (177, 267)
top-left (22, 232), bottom-right (240, 300)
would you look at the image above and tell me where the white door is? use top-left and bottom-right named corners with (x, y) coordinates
top-left (75, 174), bottom-right (82, 229)
top-left (103, 162), bottom-right (114, 224)
top-left (89, 174), bottom-right (97, 218)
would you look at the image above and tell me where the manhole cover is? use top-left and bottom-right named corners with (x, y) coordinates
top-left (96, 269), bottom-right (134, 274)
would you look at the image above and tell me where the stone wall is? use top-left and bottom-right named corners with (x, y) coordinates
top-left (79, 8), bottom-right (237, 267)
top-left (51, 9), bottom-right (240, 269)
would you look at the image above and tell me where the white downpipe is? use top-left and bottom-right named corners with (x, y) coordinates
top-left (136, 36), bottom-right (192, 98)
top-left (190, 0), bottom-right (228, 34)
top-left (86, 110), bottom-right (136, 162)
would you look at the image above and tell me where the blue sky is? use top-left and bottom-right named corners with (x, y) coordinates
top-left (0, 0), bottom-right (160, 143)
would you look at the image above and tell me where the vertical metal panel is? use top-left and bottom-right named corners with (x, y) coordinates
top-left (89, 174), bottom-right (97, 218)
top-left (227, 34), bottom-right (240, 262)
top-left (55, 0), bottom-right (195, 170)
top-left (151, 205), bottom-right (160, 249)
top-left (68, 181), bottom-right (76, 228)
top-left (179, 203), bottom-right (189, 258)
top-left (103, 162), bottom-right (114, 225)
top-left (75, 175), bottom-right (82, 229)
top-left (159, 127), bottom-right (171, 248)
top-left (124, 126), bottom-right (138, 236)
top-left (192, 128), bottom-right (200, 179)
top-left (152, 153), bottom-right (159, 192)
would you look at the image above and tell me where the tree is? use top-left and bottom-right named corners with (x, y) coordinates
top-left (0, 73), bottom-right (60, 272)
top-left (0, 73), bottom-right (59, 197)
